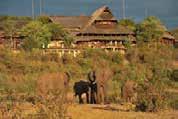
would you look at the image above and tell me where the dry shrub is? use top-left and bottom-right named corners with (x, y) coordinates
top-left (36, 72), bottom-right (69, 98)
top-left (121, 80), bottom-right (137, 103)
top-left (135, 81), bottom-right (166, 112)
top-left (39, 90), bottom-right (68, 119)
top-left (36, 72), bottom-right (70, 119)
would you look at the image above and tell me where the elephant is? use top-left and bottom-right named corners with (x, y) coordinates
top-left (74, 68), bottom-right (111, 105)
top-left (88, 68), bottom-right (112, 104)
top-left (89, 82), bottom-right (97, 104)
top-left (73, 80), bottom-right (90, 104)
top-left (88, 71), bottom-right (97, 104)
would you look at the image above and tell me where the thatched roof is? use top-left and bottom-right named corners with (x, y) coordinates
top-left (80, 25), bottom-right (134, 35)
top-left (49, 6), bottom-right (134, 36)
top-left (83, 6), bottom-right (117, 30)
top-left (49, 6), bottom-right (136, 45)
top-left (0, 30), bottom-right (24, 38)
top-left (49, 6), bottom-right (117, 29)
top-left (170, 28), bottom-right (178, 42)
top-left (162, 32), bottom-right (175, 40)
top-left (49, 16), bottom-right (90, 29)
top-left (0, 20), bottom-right (29, 30)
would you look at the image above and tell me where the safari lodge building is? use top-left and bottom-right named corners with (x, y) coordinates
top-left (46, 6), bottom-right (136, 56)
top-left (0, 6), bottom-right (176, 56)
top-left (46, 6), bottom-right (175, 56)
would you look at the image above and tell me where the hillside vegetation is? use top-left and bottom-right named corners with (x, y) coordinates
top-left (0, 16), bottom-right (178, 118)
top-left (0, 42), bottom-right (177, 118)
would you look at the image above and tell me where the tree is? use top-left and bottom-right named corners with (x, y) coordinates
top-left (37, 16), bottom-right (51, 24)
top-left (47, 23), bottom-right (74, 47)
top-left (2, 19), bottom-right (18, 49)
top-left (136, 16), bottom-right (167, 43)
top-left (118, 19), bottom-right (136, 31)
top-left (21, 21), bottom-right (52, 51)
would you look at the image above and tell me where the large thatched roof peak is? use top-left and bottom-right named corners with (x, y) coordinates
top-left (83, 6), bottom-right (117, 30)
top-left (49, 6), bottom-right (135, 36)
top-left (91, 6), bottom-right (116, 20)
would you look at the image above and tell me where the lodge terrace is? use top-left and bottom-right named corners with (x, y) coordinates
top-left (0, 6), bottom-right (176, 57)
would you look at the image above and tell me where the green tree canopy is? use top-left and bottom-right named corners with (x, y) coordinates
top-left (118, 19), bottom-right (136, 31)
top-left (136, 16), bottom-right (167, 43)
top-left (124, 42), bottom-right (173, 83)
top-left (21, 21), bottom-right (52, 51)
top-left (37, 16), bottom-right (52, 24)
top-left (2, 19), bottom-right (19, 49)
top-left (47, 23), bottom-right (74, 47)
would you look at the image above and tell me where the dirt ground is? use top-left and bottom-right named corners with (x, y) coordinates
top-left (67, 104), bottom-right (178, 119)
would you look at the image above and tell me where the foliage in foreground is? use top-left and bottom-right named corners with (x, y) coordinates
top-left (129, 43), bottom-right (173, 111)
top-left (0, 40), bottom-right (176, 112)
top-left (0, 15), bottom-right (177, 115)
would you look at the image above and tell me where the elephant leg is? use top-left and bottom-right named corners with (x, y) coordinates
top-left (101, 86), bottom-right (105, 104)
top-left (93, 92), bottom-right (97, 104)
top-left (97, 85), bottom-right (101, 104)
top-left (90, 92), bottom-right (93, 104)
top-left (79, 94), bottom-right (83, 104)
top-left (90, 91), bottom-right (96, 104)
top-left (86, 92), bottom-right (89, 104)
top-left (97, 86), bottom-right (104, 104)
top-left (88, 88), bottom-right (91, 104)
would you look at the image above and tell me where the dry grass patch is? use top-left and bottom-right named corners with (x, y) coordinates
top-left (68, 104), bottom-right (178, 119)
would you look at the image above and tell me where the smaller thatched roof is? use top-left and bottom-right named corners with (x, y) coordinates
top-left (162, 32), bottom-right (175, 40)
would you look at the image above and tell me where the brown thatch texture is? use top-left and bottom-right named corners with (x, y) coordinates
top-left (170, 28), bottom-right (178, 42)
top-left (49, 16), bottom-right (90, 29)
top-left (83, 6), bottom-right (116, 30)
top-left (80, 26), bottom-right (134, 35)
top-left (162, 32), bottom-right (175, 40)
top-left (49, 6), bottom-right (135, 42)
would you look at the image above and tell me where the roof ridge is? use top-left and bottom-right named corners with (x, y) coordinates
top-left (82, 6), bottom-right (117, 31)
top-left (82, 6), bottom-right (108, 30)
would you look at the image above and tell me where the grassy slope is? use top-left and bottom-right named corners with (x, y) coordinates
top-left (68, 104), bottom-right (178, 119)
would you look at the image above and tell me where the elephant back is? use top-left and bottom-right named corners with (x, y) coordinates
top-left (73, 80), bottom-right (90, 95)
